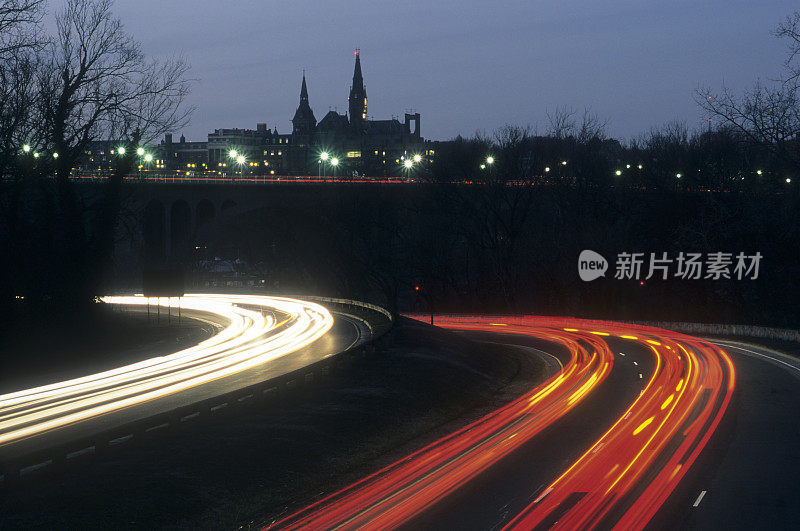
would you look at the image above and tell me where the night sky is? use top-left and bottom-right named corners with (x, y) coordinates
top-left (99, 1), bottom-right (799, 141)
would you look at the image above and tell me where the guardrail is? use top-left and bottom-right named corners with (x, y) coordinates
top-left (0, 297), bottom-right (394, 488)
top-left (628, 321), bottom-right (800, 343)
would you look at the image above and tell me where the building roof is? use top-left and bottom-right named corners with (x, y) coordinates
top-left (317, 110), bottom-right (350, 132)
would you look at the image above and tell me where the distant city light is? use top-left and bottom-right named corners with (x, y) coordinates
top-left (480, 164), bottom-right (486, 170)
top-left (144, 153), bottom-right (153, 162)
top-left (756, 170), bottom-right (763, 175)
top-left (330, 157), bottom-right (339, 166)
top-left (117, 147), bottom-right (126, 155)
top-left (561, 160), bottom-right (567, 166)
top-left (545, 167), bottom-right (550, 172)
top-left (229, 149), bottom-right (238, 159)
top-left (320, 151), bottom-right (329, 161)
top-left (136, 147), bottom-right (145, 156)
top-left (676, 173), bottom-right (682, 178)
top-left (33, 152), bottom-right (39, 158)
top-left (615, 170), bottom-right (622, 176)
top-left (626, 164), bottom-right (631, 169)
top-left (638, 164), bottom-right (643, 170)
top-left (404, 159), bottom-right (413, 169)
top-left (53, 152), bottom-right (58, 159)
top-left (787, 178), bottom-right (792, 184)
top-left (22, 144), bottom-right (30, 153)
top-left (413, 154), bottom-right (422, 163)
top-left (486, 156), bottom-right (495, 165)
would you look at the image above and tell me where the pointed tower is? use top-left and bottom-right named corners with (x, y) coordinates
top-left (348, 50), bottom-right (367, 132)
top-left (292, 73), bottom-right (317, 136)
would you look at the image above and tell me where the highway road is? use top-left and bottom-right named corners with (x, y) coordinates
top-left (0, 294), bottom-right (372, 467)
top-left (270, 315), bottom-right (736, 530)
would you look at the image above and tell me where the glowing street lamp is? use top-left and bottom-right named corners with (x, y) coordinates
top-left (615, 170), bottom-right (622, 176)
top-left (637, 164), bottom-right (643, 170)
top-left (53, 152), bottom-right (59, 159)
top-left (236, 154), bottom-right (245, 165)
top-left (144, 153), bottom-right (153, 162)
top-left (320, 151), bottom-right (329, 161)
top-left (787, 178), bottom-right (792, 184)
top-left (486, 156), bottom-right (495, 165)
top-left (626, 164), bottom-right (631, 169)
top-left (480, 164), bottom-right (486, 170)
top-left (136, 147), bottom-right (145, 156)
top-left (404, 159), bottom-right (413, 169)
top-left (561, 160), bottom-right (567, 166)
top-left (22, 144), bottom-right (30, 153)
top-left (413, 154), bottom-right (422, 163)
top-left (330, 157), bottom-right (339, 178)
top-left (676, 173), bottom-right (682, 179)
top-left (544, 166), bottom-right (550, 173)
top-left (33, 152), bottom-right (39, 158)
top-left (228, 149), bottom-right (238, 159)
top-left (756, 169), bottom-right (763, 175)
top-left (117, 146), bottom-right (126, 155)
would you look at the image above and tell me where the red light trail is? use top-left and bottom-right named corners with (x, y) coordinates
top-left (267, 315), bottom-right (735, 530)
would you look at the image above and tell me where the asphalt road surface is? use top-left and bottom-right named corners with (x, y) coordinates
top-left (272, 316), bottom-right (735, 530)
top-left (0, 294), bottom-right (372, 466)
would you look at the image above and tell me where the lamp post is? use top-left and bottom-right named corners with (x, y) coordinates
top-left (319, 151), bottom-right (329, 178)
top-left (236, 154), bottom-right (246, 178)
top-left (330, 157), bottom-right (339, 178)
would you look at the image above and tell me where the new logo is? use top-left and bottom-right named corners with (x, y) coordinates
top-left (579, 250), bottom-right (608, 281)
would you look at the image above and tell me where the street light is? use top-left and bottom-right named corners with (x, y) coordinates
top-left (480, 164), bottom-right (486, 170)
top-left (615, 169), bottom-right (622, 176)
top-left (22, 144), bottom-right (31, 153)
top-left (144, 153), bottom-right (153, 162)
top-left (33, 152), bottom-right (39, 158)
top-left (320, 151), bottom-right (329, 161)
top-left (676, 173), bottom-right (682, 178)
top-left (756, 169), bottom-right (763, 175)
top-left (638, 164), bottom-right (643, 170)
top-left (117, 146), bottom-right (126, 155)
top-left (330, 157), bottom-right (339, 178)
top-left (413, 154), bottom-right (422, 163)
top-left (626, 164), bottom-right (631, 169)
top-left (486, 156), bottom-right (495, 165)
top-left (561, 160), bottom-right (567, 166)
top-left (544, 166), bottom-right (550, 173)
top-left (53, 152), bottom-right (59, 159)
top-left (787, 178), bottom-right (792, 184)
top-left (404, 159), bottom-right (413, 169)
top-left (136, 147), bottom-right (145, 156)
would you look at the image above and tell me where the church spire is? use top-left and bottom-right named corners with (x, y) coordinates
top-left (349, 49), bottom-right (367, 130)
top-left (292, 72), bottom-right (316, 136)
top-left (300, 70), bottom-right (309, 102)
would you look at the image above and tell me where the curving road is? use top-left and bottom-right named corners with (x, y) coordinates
top-left (270, 315), bottom-right (735, 530)
top-left (0, 294), bottom-right (369, 465)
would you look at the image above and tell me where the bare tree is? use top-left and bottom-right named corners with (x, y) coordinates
top-left (698, 10), bottom-right (800, 175)
top-left (0, 0), bottom-right (44, 59)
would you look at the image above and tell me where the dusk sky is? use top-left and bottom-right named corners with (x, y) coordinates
top-left (97, 1), bottom-right (799, 142)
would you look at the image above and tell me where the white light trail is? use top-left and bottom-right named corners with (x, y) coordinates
top-left (0, 294), bottom-right (333, 445)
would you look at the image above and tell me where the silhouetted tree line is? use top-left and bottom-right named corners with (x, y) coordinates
top-left (0, 0), bottom-right (191, 325)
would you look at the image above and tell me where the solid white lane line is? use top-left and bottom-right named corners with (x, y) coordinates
top-left (714, 342), bottom-right (800, 375)
top-left (693, 490), bottom-right (707, 507)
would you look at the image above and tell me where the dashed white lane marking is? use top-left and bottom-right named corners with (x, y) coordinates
top-left (693, 490), bottom-right (707, 507)
top-left (639, 373), bottom-right (643, 379)
top-left (633, 361), bottom-right (638, 366)
top-left (619, 353), bottom-right (626, 356)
